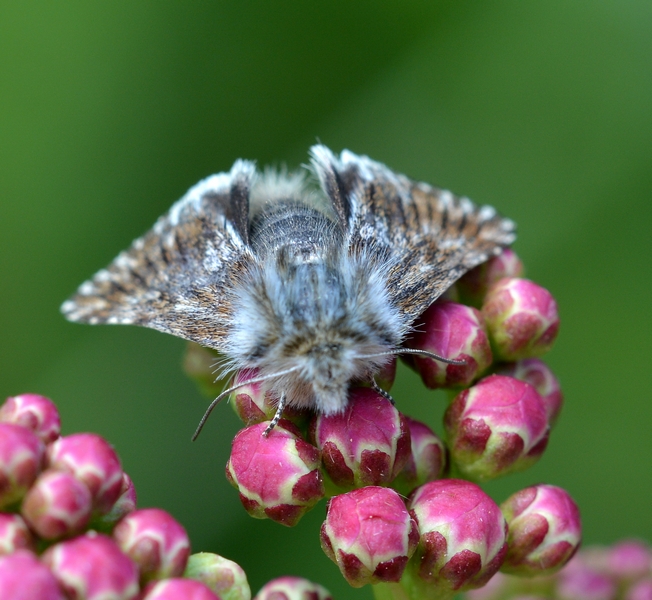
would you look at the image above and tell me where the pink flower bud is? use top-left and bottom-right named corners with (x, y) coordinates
top-left (226, 421), bottom-right (324, 526)
top-left (43, 531), bottom-right (139, 600)
top-left (0, 394), bottom-right (61, 444)
top-left (627, 579), bottom-right (652, 600)
top-left (501, 485), bottom-right (581, 576)
top-left (0, 550), bottom-right (65, 600)
top-left (482, 278), bottom-right (560, 360)
top-left (410, 301), bottom-right (492, 388)
top-left (100, 472), bottom-right (138, 526)
top-left (321, 486), bottom-right (418, 587)
top-left (458, 249), bottom-right (525, 306)
top-left (142, 578), bottom-right (221, 600)
top-left (0, 513), bottom-right (34, 554)
top-left (310, 388), bottom-right (410, 489)
top-left (392, 417), bottom-right (446, 495)
top-left (21, 470), bottom-right (92, 539)
top-left (408, 479), bottom-right (508, 593)
top-left (113, 508), bottom-right (190, 582)
top-left (254, 576), bottom-right (332, 600)
top-left (0, 422), bottom-right (44, 509)
top-left (184, 552), bottom-right (251, 600)
top-left (230, 369), bottom-right (307, 428)
top-left (498, 358), bottom-right (563, 425)
top-left (47, 433), bottom-right (123, 514)
top-left (556, 556), bottom-right (616, 600)
top-left (605, 540), bottom-right (651, 582)
top-left (445, 375), bottom-right (549, 481)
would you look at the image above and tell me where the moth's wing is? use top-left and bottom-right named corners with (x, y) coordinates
top-left (311, 145), bottom-right (516, 321)
top-left (61, 160), bottom-right (257, 349)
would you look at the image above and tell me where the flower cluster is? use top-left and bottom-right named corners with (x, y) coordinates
top-left (464, 539), bottom-right (652, 600)
top-left (0, 393), bottom-right (255, 600)
top-left (186, 249), bottom-right (582, 599)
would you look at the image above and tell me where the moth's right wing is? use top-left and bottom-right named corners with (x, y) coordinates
top-left (61, 160), bottom-right (256, 349)
top-left (311, 145), bottom-right (516, 322)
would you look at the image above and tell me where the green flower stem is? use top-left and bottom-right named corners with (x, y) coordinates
top-left (372, 567), bottom-right (456, 600)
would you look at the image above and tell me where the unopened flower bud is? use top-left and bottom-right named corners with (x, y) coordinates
top-left (310, 388), bottom-right (410, 489)
top-left (0, 394), bottom-right (61, 444)
top-left (499, 358), bottom-right (563, 425)
top-left (0, 513), bottom-right (34, 555)
top-left (392, 417), bottom-right (446, 495)
top-left (627, 579), bottom-right (652, 600)
top-left (458, 249), bottom-right (525, 306)
top-left (183, 342), bottom-right (223, 398)
top-left (230, 369), bottom-right (307, 427)
top-left (113, 508), bottom-right (190, 582)
top-left (21, 470), bottom-right (92, 539)
top-left (47, 433), bottom-right (123, 514)
top-left (100, 472), bottom-right (138, 526)
top-left (0, 423), bottom-right (44, 509)
top-left (501, 485), bottom-right (581, 576)
top-left (556, 556), bottom-right (616, 600)
top-left (43, 531), bottom-right (139, 600)
top-left (605, 540), bottom-right (651, 583)
top-left (226, 421), bottom-right (324, 526)
top-left (254, 576), bottom-right (332, 600)
top-left (0, 550), bottom-right (65, 600)
top-left (321, 486), bottom-right (418, 587)
top-left (445, 375), bottom-right (549, 481)
top-left (410, 301), bottom-right (492, 388)
top-left (142, 578), bottom-right (221, 600)
top-left (482, 278), bottom-right (559, 360)
top-left (185, 552), bottom-right (251, 600)
top-left (408, 479), bottom-right (508, 593)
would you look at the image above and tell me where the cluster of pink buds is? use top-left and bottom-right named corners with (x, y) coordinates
top-left (184, 248), bottom-right (586, 599)
top-left (0, 393), bottom-right (256, 600)
top-left (464, 539), bottom-right (652, 600)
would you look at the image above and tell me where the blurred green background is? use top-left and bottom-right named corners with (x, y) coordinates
top-left (1, 2), bottom-right (651, 597)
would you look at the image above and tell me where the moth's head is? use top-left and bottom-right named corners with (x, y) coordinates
top-left (226, 253), bottom-right (407, 414)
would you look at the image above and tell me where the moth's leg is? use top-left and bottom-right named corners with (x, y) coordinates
top-left (263, 393), bottom-right (286, 437)
top-left (371, 378), bottom-right (396, 405)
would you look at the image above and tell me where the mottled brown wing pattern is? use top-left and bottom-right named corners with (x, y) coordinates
top-left (61, 161), bottom-right (256, 349)
top-left (312, 146), bottom-right (516, 321)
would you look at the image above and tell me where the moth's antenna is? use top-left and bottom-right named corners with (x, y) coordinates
top-left (359, 348), bottom-right (467, 367)
top-left (191, 366), bottom-right (301, 441)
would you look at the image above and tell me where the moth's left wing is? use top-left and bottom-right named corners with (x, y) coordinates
top-left (61, 161), bottom-right (256, 349)
top-left (311, 145), bottom-right (516, 321)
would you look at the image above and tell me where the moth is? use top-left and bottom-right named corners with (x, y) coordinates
top-left (62, 146), bottom-right (515, 436)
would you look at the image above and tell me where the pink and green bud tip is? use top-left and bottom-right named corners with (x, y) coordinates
top-left (392, 417), bottom-right (446, 496)
top-left (310, 388), bottom-right (410, 489)
top-left (21, 470), bottom-right (92, 539)
top-left (498, 358), bottom-right (563, 426)
top-left (254, 576), bottom-right (332, 600)
top-left (410, 301), bottom-right (492, 389)
top-left (320, 486), bottom-right (418, 587)
top-left (482, 278), bottom-right (559, 361)
top-left (0, 513), bottom-right (34, 555)
top-left (185, 552), bottom-right (251, 600)
top-left (457, 249), bottom-right (525, 307)
top-left (99, 472), bottom-right (138, 526)
top-left (229, 369), bottom-right (308, 428)
top-left (0, 423), bottom-right (44, 509)
top-left (142, 578), bottom-right (221, 600)
top-left (445, 374), bottom-right (549, 481)
top-left (0, 394), bottom-right (61, 444)
top-left (43, 531), bottom-right (139, 600)
top-left (226, 421), bottom-right (324, 526)
top-left (46, 433), bottom-right (123, 515)
top-left (500, 484), bottom-right (581, 576)
top-left (408, 479), bottom-right (508, 594)
top-left (0, 550), bottom-right (65, 600)
top-left (113, 508), bottom-right (190, 582)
